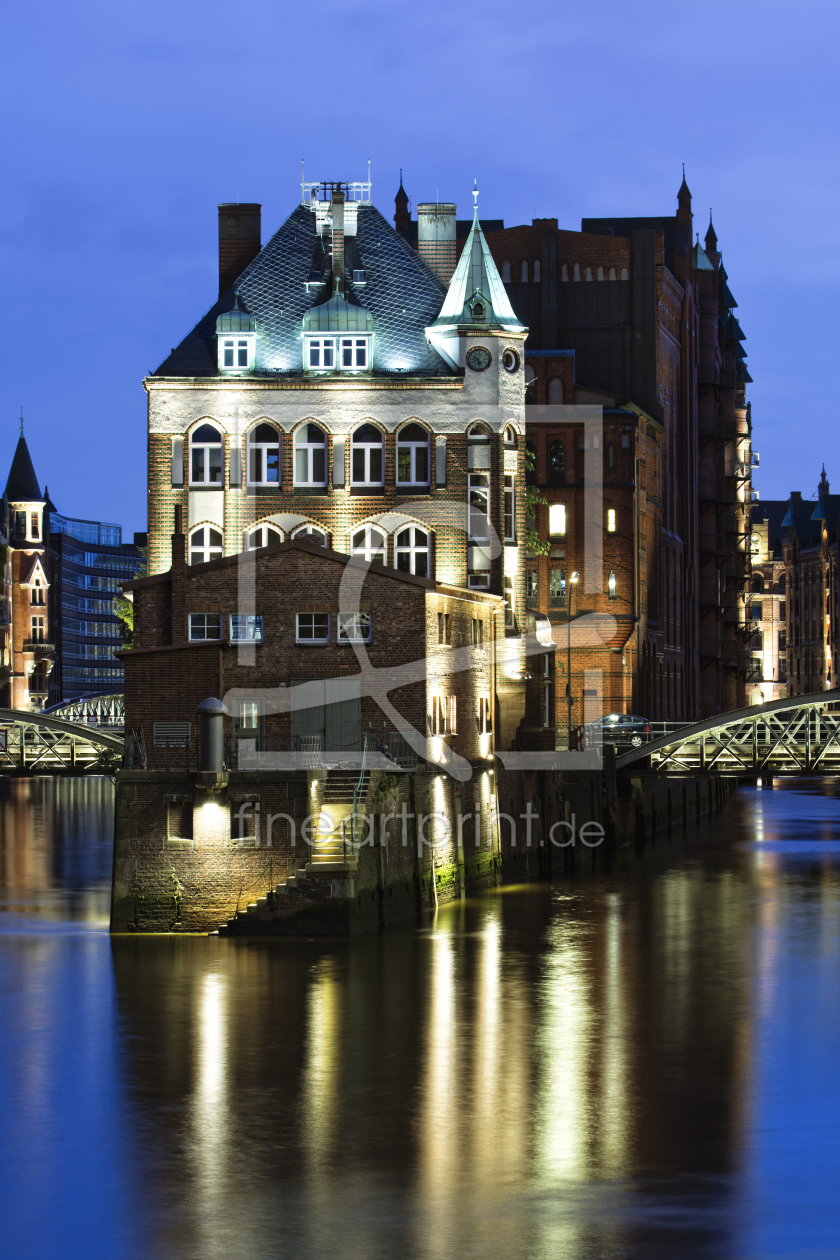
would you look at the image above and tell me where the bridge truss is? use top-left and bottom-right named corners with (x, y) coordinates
top-left (617, 692), bottom-right (840, 777)
top-left (44, 692), bottom-right (124, 728)
top-left (0, 707), bottom-right (124, 774)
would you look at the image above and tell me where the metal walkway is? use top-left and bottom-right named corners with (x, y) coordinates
top-left (0, 707), bottom-right (123, 773)
top-left (617, 692), bottom-right (840, 777)
top-left (44, 692), bottom-right (124, 728)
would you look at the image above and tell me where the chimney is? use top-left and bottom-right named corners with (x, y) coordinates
top-left (331, 189), bottom-right (345, 296)
top-left (171, 506), bottom-right (186, 644)
top-left (218, 203), bottom-right (261, 298)
top-left (417, 203), bottom-right (457, 285)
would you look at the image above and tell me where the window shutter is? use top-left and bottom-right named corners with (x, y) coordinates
top-left (333, 438), bottom-right (346, 488)
top-left (171, 437), bottom-right (184, 487)
top-left (435, 438), bottom-right (447, 486)
top-left (229, 440), bottom-right (242, 488)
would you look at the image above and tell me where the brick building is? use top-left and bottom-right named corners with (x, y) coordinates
top-left (2, 431), bottom-right (52, 709)
top-left (781, 470), bottom-right (840, 696)
top-left (397, 176), bottom-right (756, 721)
top-left (748, 500), bottom-right (788, 703)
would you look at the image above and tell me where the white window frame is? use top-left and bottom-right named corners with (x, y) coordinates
top-left (230, 615), bottom-right (264, 642)
top-left (189, 613), bottom-right (222, 641)
top-left (30, 615), bottom-right (46, 642)
top-left (397, 425), bottom-right (430, 486)
top-left (395, 525), bottom-right (430, 577)
top-left (341, 337), bottom-right (369, 370)
top-left (247, 525), bottom-right (282, 550)
top-left (338, 612), bottom-right (372, 642)
top-left (306, 337), bottom-right (335, 371)
top-left (247, 425), bottom-right (281, 486)
top-left (607, 508), bottom-right (616, 533)
top-left (189, 526), bottom-right (224, 565)
top-left (190, 426), bottom-right (224, 486)
top-left (219, 334), bottom-right (255, 373)
top-left (351, 526), bottom-right (386, 564)
top-left (296, 612), bottom-right (330, 643)
top-left (351, 425), bottom-right (384, 487)
top-left (292, 524), bottom-right (329, 546)
top-left (294, 424), bottom-right (328, 487)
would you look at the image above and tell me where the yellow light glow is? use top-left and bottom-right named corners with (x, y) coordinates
top-left (549, 503), bottom-right (566, 536)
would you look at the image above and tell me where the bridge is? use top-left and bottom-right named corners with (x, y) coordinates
top-left (0, 707), bottom-right (124, 773)
top-left (616, 692), bottom-right (840, 777)
top-left (45, 692), bottom-right (124, 729)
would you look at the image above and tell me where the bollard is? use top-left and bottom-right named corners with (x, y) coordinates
top-left (196, 697), bottom-right (229, 771)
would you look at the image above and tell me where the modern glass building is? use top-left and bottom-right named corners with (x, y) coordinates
top-left (47, 509), bottom-right (145, 704)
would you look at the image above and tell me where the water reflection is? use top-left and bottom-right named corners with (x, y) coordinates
top-left (2, 780), bottom-right (840, 1257)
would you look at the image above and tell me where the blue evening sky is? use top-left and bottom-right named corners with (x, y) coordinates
top-left (1, 0), bottom-right (837, 535)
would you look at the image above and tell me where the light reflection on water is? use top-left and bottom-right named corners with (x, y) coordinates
top-left (0, 778), bottom-right (840, 1259)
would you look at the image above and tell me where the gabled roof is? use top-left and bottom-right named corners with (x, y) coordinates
top-left (154, 203), bottom-right (451, 378)
top-left (4, 435), bottom-right (43, 503)
top-left (19, 553), bottom-right (48, 585)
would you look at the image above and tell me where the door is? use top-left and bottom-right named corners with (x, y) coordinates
top-left (324, 676), bottom-right (362, 752)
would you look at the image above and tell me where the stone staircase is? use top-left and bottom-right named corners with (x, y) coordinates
top-left (217, 767), bottom-right (371, 935)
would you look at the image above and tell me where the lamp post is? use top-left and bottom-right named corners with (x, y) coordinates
top-left (566, 571), bottom-right (579, 749)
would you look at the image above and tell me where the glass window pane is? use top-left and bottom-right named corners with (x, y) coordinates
top-left (323, 341), bottom-right (334, 367)
top-left (265, 449), bottom-right (280, 481)
top-left (309, 344), bottom-right (320, 368)
top-left (342, 341), bottom-right (353, 367)
top-left (355, 341), bottom-right (367, 367)
top-left (352, 449), bottom-right (366, 482)
top-left (209, 449), bottom-right (222, 482)
top-left (369, 449), bottom-right (382, 482)
top-left (192, 448), bottom-right (204, 481)
top-left (415, 448), bottom-right (429, 482)
top-left (415, 553), bottom-right (428, 578)
top-left (397, 552), bottom-right (410, 572)
top-left (209, 530), bottom-right (223, 546)
top-left (224, 348), bottom-right (234, 367)
top-left (397, 449), bottom-right (411, 482)
top-left (250, 449), bottom-right (261, 482)
top-left (311, 448), bottom-right (325, 483)
top-left (237, 347), bottom-right (248, 367)
top-left (295, 449), bottom-right (308, 482)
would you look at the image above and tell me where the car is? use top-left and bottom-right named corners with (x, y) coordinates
top-left (583, 713), bottom-right (651, 748)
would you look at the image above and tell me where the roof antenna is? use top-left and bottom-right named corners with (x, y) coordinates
top-left (19, 407), bottom-right (24, 436)
top-left (301, 158), bottom-right (305, 204)
top-left (472, 178), bottom-right (479, 218)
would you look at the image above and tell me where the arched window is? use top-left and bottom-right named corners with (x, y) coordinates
top-left (351, 423), bottom-right (384, 487)
top-left (397, 423), bottom-right (430, 486)
top-left (779, 573), bottom-right (787, 595)
top-left (248, 424), bottom-right (280, 486)
top-left (504, 425), bottom-right (517, 447)
top-left (573, 263), bottom-right (581, 281)
top-left (620, 268), bottom-right (629, 280)
top-left (608, 267), bottom-right (616, 281)
top-left (533, 260), bottom-right (541, 282)
top-left (548, 378), bottom-right (564, 405)
top-left (293, 523), bottom-right (328, 546)
top-left (190, 424), bottom-right (223, 486)
top-left (395, 525), bottom-right (430, 577)
top-left (548, 440), bottom-right (565, 481)
top-left (520, 260), bottom-right (529, 282)
top-left (596, 266), bottom-right (604, 281)
top-left (294, 423), bottom-right (327, 486)
top-left (247, 524), bottom-right (282, 549)
top-left (584, 267), bottom-right (593, 281)
top-left (751, 575), bottom-right (764, 593)
top-left (501, 261), bottom-right (511, 283)
top-left (189, 526), bottom-right (223, 565)
top-left (351, 525), bottom-right (386, 564)
top-left (471, 300), bottom-right (485, 321)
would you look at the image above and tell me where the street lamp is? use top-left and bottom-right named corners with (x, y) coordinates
top-left (566, 571), bottom-right (579, 749)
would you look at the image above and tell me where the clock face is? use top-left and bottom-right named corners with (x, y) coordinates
top-left (466, 346), bottom-right (492, 372)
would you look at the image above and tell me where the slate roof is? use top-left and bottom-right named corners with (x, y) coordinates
top-left (751, 500), bottom-right (790, 558)
top-left (4, 435), bottom-right (43, 503)
top-left (154, 204), bottom-right (452, 377)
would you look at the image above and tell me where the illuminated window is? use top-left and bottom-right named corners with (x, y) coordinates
top-left (222, 339), bottom-right (250, 369)
top-left (608, 571), bottom-right (617, 600)
top-left (307, 338), bottom-right (334, 370)
top-left (504, 476), bottom-right (515, 540)
top-left (607, 508), bottom-right (616, 533)
top-left (468, 475), bottom-right (490, 541)
top-left (549, 503), bottom-right (566, 536)
top-left (342, 338), bottom-right (368, 369)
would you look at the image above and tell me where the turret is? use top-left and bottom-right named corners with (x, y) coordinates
top-left (394, 172), bottom-right (410, 240)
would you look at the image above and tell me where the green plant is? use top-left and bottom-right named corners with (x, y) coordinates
top-left (524, 447), bottom-right (550, 556)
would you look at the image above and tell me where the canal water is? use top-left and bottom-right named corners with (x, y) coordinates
top-left (0, 777), bottom-right (839, 1260)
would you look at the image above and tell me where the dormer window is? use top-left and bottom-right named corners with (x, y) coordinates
top-left (308, 269), bottom-right (322, 283)
top-left (352, 269), bottom-right (366, 285)
top-left (342, 338), bottom-right (368, 369)
top-left (302, 293), bottom-right (374, 373)
top-left (304, 334), bottom-right (371, 373)
top-left (216, 294), bottom-right (256, 374)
